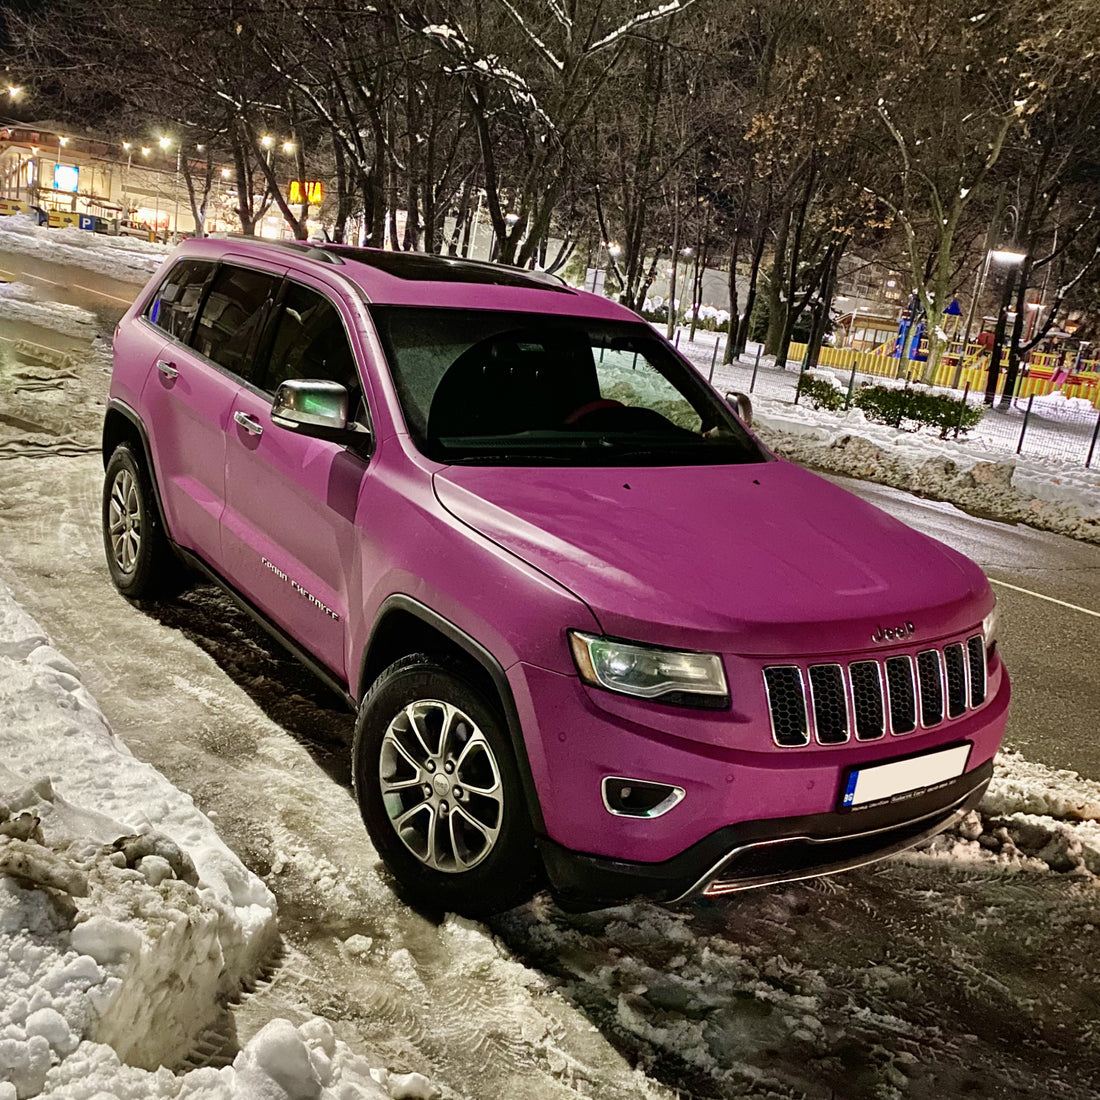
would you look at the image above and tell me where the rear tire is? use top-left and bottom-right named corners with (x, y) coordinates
top-left (353, 654), bottom-right (538, 916)
top-left (102, 443), bottom-right (183, 600)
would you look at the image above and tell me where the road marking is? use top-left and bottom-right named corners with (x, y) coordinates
top-left (990, 578), bottom-right (1100, 618)
top-left (24, 272), bottom-right (63, 287)
top-left (73, 283), bottom-right (133, 305)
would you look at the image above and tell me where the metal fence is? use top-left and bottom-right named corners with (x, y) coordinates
top-left (673, 330), bottom-right (1100, 469)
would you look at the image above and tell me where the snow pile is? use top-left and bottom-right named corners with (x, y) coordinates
top-left (0, 578), bottom-right (441, 1099)
top-left (671, 332), bottom-right (1100, 543)
top-left (910, 751), bottom-right (1100, 877)
top-left (0, 285), bottom-right (98, 341)
top-left (751, 397), bottom-right (1100, 544)
top-left (0, 216), bottom-right (168, 285)
top-left (1025, 391), bottom-right (1100, 423)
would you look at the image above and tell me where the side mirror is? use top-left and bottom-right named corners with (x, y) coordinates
top-left (725, 391), bottom-right (753, 427)
top-left (271, 379), bottom-right (368, 445)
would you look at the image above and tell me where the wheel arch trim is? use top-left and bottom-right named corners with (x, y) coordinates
top-left (362, 594), bottom-right (547, 836)
top-left (102, 400), bottom-right (170, 524)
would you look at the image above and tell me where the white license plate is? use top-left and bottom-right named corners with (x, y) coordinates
top-left (841, 744), bottom-right (971, 810)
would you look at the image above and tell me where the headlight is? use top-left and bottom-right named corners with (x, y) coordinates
top-left (569, 631), bottom-right (729, 708)
top-left (982, 603), bottom-right (999, 654)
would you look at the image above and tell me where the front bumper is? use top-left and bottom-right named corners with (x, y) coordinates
top-left (539, 760), bottom-right (992, 909)
top-left (508, 651), bottom-right (1008, 906)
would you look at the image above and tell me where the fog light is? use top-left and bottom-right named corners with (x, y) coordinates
top-left (602, 777), bottom-right (685, 818)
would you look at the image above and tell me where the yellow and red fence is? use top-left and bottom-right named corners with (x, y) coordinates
top-left (789, 342), bottom-right (1100, 410)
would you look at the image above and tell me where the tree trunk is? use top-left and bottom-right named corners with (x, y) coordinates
top-left (764, 206), bottom-right (791, 359)
top-left (666, 189), bottom-right (681, 341)
top-left (998, 256), bottom-right (1033, 408)
top-left (736, 215), bottom-right (769, 358)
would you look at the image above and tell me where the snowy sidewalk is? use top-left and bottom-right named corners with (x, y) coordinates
top-left (0, 576), bottom-right (436, 1100)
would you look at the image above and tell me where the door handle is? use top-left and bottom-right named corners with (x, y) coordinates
top-left (156, 359), bottom-right (179, 379)
top-left (233, 411), bottom-right (264, 436)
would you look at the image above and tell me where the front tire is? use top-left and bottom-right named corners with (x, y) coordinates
top-left (102, 443), bottom-right (182, 599)
top-left (352, 654), bottom-right (538, 916)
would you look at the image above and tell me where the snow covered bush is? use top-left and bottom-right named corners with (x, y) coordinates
top-left (797, 375), bottom-right (846, 412)
top-left (854, 384), bottom-right (984, 438)
top-left (683, 304), bottom-right (731, 332)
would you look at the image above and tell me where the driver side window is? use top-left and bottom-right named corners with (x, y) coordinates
top-left (258, 284), bottom-right (362, 410)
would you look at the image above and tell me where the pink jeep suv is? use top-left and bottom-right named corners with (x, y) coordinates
top-left (102, 239), bottom-right (1008, 915)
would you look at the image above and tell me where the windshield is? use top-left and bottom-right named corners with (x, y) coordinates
top-left (370, 307), bottom-right (768, 466)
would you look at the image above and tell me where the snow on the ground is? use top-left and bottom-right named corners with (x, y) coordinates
top-left (0, 285), bottom-right (98, 342)
top-left (0, 216), bottom-right (169, 285)
top-left (755, 397), bottom-right (1100, 542)
top-left (0, 576), bottom-right (439, 1100)
top-left (1, 259), bottom-right (1099, 1097)
top-left (4, 558), bottom-right (1099, 1099)
top-left (673, 335), bottom-right (1100, 544)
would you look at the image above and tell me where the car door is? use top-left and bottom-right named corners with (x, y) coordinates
top-left (143, 259), bottom-right (284, 573)
top-left (137, 257), bottom-right (232, 565)
top-left (221, 277), bottom-right (371, 681)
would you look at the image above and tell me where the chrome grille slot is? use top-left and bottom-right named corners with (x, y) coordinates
top-left (944, 644), bottom-right (968, 718)
top-left (764, 635), bottom-right (991, 748)
top-left (808, 664), bottom-right (849, 744)
top-left (885, 656), bottom-right (917, 734)
top-left (916, 650), bottom-right (944, 727)
top-left (763, 666), bottom-right (809, 746)
top-left (849, 661), bottom-right (886, 741)
top-left (967, 635), bottom-right (986, 706)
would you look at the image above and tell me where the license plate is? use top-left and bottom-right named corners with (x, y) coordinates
top-left (841, 744), bottom-right (971, 810)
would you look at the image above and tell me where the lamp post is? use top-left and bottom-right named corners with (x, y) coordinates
top-left (983, 249), bottom-right (1027, 405)
top-left (121, 142), bottom-right (132, 195)
top-left (468, 188), bottom-right (483, 258)
top-left (591, 240), bottom-right (606, 293)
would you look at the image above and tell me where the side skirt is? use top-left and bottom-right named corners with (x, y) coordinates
top-left (172, 545), bottom-right (357, 714)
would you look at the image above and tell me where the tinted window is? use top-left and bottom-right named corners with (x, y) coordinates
top-left (146, 259), bottom-right (214, 340)
top-left (259, 283), bottom-right (360, 401)
top-left (191, 265), bottom-right (280, 382)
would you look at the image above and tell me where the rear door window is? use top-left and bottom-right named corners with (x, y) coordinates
top-left (190, 264), bottom-right (282, 384)
top-left (146, 259), bottom-right (215, 341)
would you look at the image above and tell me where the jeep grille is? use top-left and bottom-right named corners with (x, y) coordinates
top-left (763, 635), bottom-right (987, 747)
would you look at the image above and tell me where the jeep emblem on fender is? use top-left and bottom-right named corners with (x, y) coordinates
top-left (872, 621), bottom-right (916, 644)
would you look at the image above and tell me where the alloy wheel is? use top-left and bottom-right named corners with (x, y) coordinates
top-left (379, 698), bottom-right (504, 872)
top-left (107, 468), bottom-right (142, 575)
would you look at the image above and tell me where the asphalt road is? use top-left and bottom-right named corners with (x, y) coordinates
top-left (0, 244), bottom-right (147, 325)
top-left (824, 473), bottom-right (1100, 780)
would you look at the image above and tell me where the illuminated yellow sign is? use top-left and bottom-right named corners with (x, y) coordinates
top-left (289, 180), bottom-right (324, 204)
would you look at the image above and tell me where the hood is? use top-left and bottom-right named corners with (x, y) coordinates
top-left (432, 460), bottom-right (992, 657)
